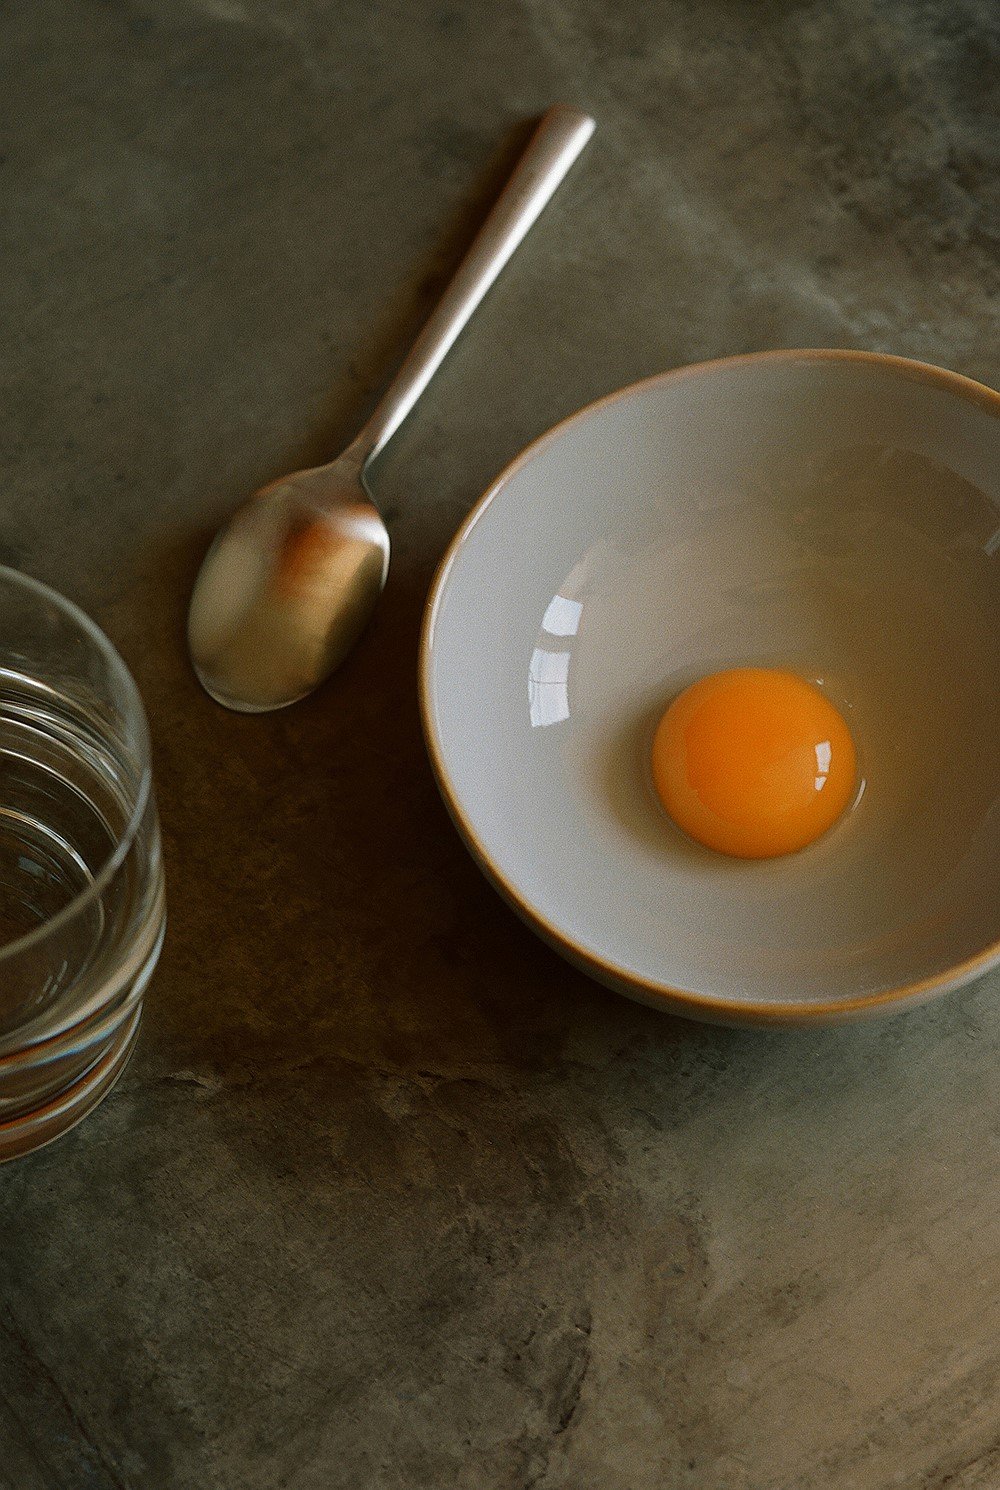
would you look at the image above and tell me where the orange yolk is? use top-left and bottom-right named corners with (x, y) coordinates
top-left (651, 668), bottom-right (856, 859)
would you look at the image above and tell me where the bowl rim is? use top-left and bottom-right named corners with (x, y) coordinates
top-left (418, 348), bottom-right (1000, 1022)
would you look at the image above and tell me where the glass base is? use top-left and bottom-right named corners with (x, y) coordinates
top-left (0, 1004), bottom-right (142, 1162)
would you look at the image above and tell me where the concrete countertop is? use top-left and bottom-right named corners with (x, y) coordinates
top-left (2, 1), bottom-right (998, 1486)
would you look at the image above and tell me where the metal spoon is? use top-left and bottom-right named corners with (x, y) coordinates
top-left (188, 104), bottom-right (595, 712)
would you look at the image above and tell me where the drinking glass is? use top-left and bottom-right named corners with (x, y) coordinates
top-left (0, 568), bottom-right (165, 1160)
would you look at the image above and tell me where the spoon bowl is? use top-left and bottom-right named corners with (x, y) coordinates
top-left (188, 459), bottom-right (389, 712)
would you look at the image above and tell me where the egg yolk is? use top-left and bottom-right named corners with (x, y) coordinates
top-left (651, 668), bottom-right (856, 859)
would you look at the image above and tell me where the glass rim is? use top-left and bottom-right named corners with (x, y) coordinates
top-left (0, 566), bottom-right (154, 965)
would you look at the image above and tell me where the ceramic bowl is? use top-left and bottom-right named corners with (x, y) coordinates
top-left (420, 351), bottom-right (1000, 1025)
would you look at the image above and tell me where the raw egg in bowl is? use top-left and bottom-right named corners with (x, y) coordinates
top-left (420, 351), bottom-right (1000, 1025)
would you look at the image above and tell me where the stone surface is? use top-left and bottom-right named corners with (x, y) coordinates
top-left (1, 1), bottom-right (999, 1486)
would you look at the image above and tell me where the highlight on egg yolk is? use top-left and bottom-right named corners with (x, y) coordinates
top-left (651, 668), bottom-right (856, 859)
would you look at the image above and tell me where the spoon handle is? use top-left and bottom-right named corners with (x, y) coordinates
top-left (345, 104), bottom-right (595, 468)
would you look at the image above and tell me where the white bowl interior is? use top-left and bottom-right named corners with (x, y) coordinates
top-left (424, 355), bottom-right (1000, 1013)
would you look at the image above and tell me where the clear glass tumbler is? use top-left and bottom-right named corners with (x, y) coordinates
top-left (0, 568), bottom-right (165, 1160)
